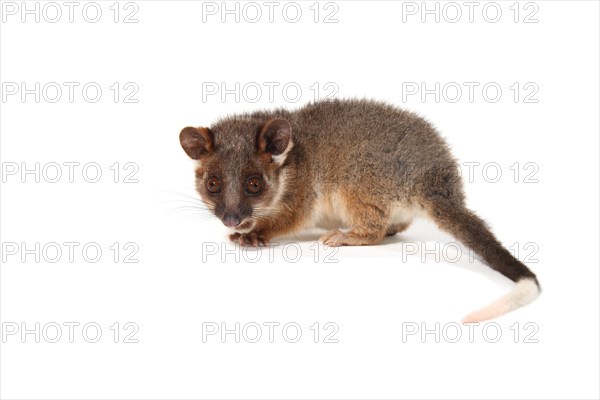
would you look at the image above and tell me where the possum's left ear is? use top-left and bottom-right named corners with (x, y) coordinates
top-left (257, 118), bottom-right (293, 165)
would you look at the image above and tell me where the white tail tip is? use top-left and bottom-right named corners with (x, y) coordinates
top-left (462, 278), bottom-right (540, 323)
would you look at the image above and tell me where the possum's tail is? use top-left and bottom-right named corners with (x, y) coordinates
top-left (423, 195), bottom-right (540, 323)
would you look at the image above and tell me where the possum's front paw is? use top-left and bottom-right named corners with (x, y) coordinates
top-left (229, 232), bottom-right (268, 247)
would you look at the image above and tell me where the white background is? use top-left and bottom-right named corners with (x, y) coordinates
top-left (1, 1), bottom-right (599, 399)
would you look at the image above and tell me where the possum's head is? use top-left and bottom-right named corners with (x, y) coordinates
top-left (179, 117), bottom-right (293, 232)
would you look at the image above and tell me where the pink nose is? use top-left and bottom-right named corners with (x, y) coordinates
top-left (223, 214), bottom-right (241, 228)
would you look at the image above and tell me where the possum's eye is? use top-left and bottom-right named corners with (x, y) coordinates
top-left (245, 176), bottom-right (262, 195)
top-left (206, 176), bottom-right (222, 194)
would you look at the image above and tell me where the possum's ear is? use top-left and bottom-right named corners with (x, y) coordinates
top-left (257, 119), bottom-right (293, 165)
top-left (180, 127), bottom-right (214, 160)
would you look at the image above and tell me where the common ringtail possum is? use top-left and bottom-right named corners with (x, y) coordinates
top-left (179, 99), bottom-right (540, 322)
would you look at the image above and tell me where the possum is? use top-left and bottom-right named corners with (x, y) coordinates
top-left (179, 98), bottom-right (540, 322)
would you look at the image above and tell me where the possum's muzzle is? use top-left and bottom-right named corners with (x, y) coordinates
top-left (222, 213), bottom-right (241, 228)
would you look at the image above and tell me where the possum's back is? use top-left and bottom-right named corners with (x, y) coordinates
top-left (292, 99), bottom-right (457, 189)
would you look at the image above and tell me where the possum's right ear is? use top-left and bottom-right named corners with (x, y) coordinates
top-left (179, 127), bottom-right (214, 160)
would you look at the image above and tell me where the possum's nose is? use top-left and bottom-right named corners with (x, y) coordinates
top-left (223, 213), bottom-right (241, 228)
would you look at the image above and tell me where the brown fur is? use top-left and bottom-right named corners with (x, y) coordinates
top-left (179, 98), bottom-right (539, 288)
top-left (386, 221), bottom-right (412, 236)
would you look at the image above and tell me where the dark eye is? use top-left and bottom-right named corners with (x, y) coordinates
top-left (245, 176), bottom-right (261, 195)
top-left (206, 176), bottom-right (222, 193)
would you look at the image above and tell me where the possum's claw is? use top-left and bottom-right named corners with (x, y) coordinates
top-left (229, 232), bottom-right (268, 247)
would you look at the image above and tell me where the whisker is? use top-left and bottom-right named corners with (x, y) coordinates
top-left (156, 190), bottom-right (202, 201)
top-left (169, 206), bottom-right (213, 213)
